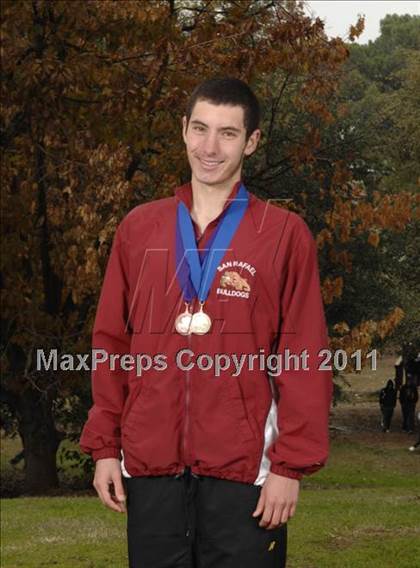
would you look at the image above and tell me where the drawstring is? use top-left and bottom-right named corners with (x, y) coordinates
top-left (175, 467), bottom-right (199, 538)
top-left (174, 467), bottom-right (200, 480)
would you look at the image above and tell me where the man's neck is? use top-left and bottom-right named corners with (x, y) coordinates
top-left (190, 177), bottom-right (239, 235)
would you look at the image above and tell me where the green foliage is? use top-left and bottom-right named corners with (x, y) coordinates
top-left (320, 14), bottom-right (420, 346)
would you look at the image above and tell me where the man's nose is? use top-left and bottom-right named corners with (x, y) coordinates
top-left (201, 132), bottom-right (219, 155)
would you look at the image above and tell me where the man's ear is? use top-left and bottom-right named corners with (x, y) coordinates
top-left (244, 129), bottom-right (261, 157)
top-left (182, 116), bottom-right (188, 144)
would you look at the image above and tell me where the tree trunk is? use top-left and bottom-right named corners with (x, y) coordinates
top-left (18, 388), bottom-right (61, 494)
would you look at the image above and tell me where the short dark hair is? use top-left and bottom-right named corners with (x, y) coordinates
top-left (185, 77), bottom-right (260, 139)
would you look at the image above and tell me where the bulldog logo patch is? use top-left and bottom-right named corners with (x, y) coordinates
top-left (216, 261), bottom-right (256, 299)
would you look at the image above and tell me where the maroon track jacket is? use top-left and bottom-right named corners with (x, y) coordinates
top-left (79, 181), bottom-right (333, 483)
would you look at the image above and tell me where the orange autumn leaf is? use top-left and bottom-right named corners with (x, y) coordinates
top-left (367, 231), bottom-right (380, 247)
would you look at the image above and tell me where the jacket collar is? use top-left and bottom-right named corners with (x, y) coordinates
top-left (174, 180), bottom-right (242, 227)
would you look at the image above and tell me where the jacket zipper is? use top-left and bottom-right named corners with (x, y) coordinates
top-left (182, 231), bottom-right (205, 469)
top-left (183, 322), bottom-right (193, 465)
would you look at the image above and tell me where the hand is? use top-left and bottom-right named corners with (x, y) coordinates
top-left (93, 458), bottom-right (127, 513)
top-left (252, 472), bottom-right (299, 529)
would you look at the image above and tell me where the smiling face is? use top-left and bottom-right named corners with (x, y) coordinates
top-left (182, 99), bottom-right (260, 190)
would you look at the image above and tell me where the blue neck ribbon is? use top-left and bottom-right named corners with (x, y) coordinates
top-left (175, 184), bottom-right (249, 304)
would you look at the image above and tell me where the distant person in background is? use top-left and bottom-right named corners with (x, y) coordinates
top-left (406, 353), bottom-right (420, 387)
top-left (379, 379), bottom-right (397, 432)
top-left (415, 354), bottom-right (420, 387)
top-left (400, 378), bottom-right (419, 433)
top-left (394, 355), bottom-right (404, 391)
top-left (409, 411), bottom-right (420, 452)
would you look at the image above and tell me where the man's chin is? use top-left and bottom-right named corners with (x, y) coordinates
top-left (194, 172), bottom-right (226, 187)
top-left (192, 167), bottom-right (241, 188)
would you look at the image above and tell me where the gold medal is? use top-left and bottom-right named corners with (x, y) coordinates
top-left (190, 302), bottom-right (212, 335)
top-left (175, 303), bottom-right (193, 335)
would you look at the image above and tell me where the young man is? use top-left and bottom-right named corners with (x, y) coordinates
top-left (80, 77), bottom-right (333, 567)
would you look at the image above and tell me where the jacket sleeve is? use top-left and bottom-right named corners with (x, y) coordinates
top-left (79, 221), bottom-right (131, 461)
top-left (267, 217), bottom-right (333, 480)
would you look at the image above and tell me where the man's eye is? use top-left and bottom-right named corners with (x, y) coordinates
top-left (223, 132), bottom-right (236, 138)
top-left (193, 126), bottom-right (204, 132)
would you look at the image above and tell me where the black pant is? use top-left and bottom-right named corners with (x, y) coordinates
top-left (125, 468), bottom-right (287, 568)
top-left (401, 403), bottom-right (416, 432)
top-left (380, 405), bottom-right (394, 430)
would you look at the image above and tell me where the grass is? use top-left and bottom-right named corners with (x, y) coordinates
top-left (289, 486), bottom-right (420, 568)
top-left (1, 496), bottom-right (127, 567)
top-left (1, 353), bottom-right (420, 567)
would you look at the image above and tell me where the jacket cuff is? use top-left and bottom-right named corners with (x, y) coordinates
top-left (91, 447), bottom-right (121, 461)
top-left (269, 463), bottom-right (304, 480)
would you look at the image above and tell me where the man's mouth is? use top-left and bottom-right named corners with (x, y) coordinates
top-left (198, 158), bottom-right (224, 169)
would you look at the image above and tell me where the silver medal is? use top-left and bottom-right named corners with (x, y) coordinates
top-left (175, 303), bottom-right (193, 335)
top-left (190, 303), bottom-right (212, 335)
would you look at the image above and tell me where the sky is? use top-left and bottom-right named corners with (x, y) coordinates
top-left (305, 1), bottom-right (419, 44)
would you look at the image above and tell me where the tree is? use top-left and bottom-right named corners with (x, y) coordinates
top-left (322, 15), bottom-right (420, 348)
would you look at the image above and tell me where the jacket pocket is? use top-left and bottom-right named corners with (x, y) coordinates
top-left (223, 377), bottom-right (257, 443)
top-left (121, 381), bottom-right (147, 429)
